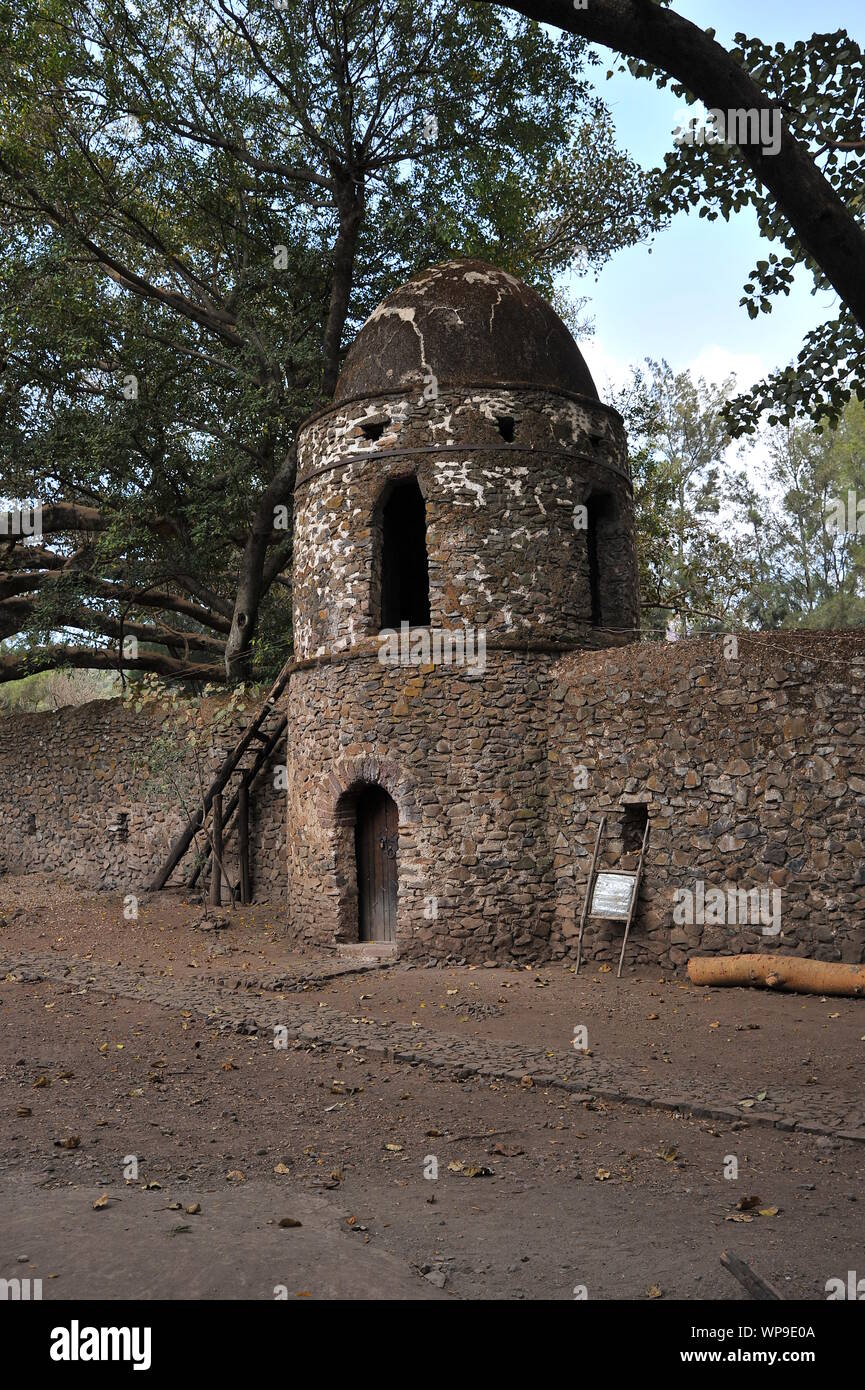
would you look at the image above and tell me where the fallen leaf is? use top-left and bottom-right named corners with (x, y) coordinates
top-left (279, 1217), bottom-right (302, 1229)
top-left (736, 1195), bottom-right (763, 1211)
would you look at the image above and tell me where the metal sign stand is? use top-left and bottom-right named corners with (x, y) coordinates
top-left (575, 814), bottom-right (650, 978)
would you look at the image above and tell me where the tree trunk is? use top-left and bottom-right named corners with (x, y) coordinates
top-left (223, 178), bottom-right (365, 684)
top-left (688, 953), bottom-right (865, 996)
top-left (321, 177), bottom-right (365, 399)
top-left (224, 445), bottom-right (298, 682)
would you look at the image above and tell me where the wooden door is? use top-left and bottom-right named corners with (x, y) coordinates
top-left (355, 786), bottom-right (398, 942)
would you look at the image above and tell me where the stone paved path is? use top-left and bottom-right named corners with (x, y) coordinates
top-left (3, 950), bottom-right (864, 1144)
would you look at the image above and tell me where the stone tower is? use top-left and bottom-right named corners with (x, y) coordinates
top-left (285, 259), bottom-right (639, 961)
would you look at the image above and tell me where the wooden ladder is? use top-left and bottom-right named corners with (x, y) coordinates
top-left (148, 661), bottom-right (292, 897)
top-left (575, 812), bottom-right (650, 978)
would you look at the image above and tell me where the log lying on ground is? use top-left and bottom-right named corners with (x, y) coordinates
top-left (720, 1250), bottom-right (783, 1301)
top-left (688, 953), bottom-right (865, 997)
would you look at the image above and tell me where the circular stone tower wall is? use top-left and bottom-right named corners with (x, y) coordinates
top-left (285, 260), bottom-right (639, 962)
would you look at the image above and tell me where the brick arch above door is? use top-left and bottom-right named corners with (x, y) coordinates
top-left (315, 754), bottom-right (421, 828)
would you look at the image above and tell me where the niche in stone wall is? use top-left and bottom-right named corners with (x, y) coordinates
top-left (621, 801), bottom-right (649, 855)
top-left (107, 811), bottom-right (129, 843)
top-left (372, 475), bottom-right (431, 631)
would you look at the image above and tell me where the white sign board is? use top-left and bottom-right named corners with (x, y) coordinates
top-left (590, 872), bottom-right (636, 919)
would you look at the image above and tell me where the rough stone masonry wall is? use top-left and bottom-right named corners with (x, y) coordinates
top-left (0, 697), bottom-right (285, 901)
top-left (293, 385), bottom-right (638, 658)
top-left (285, 645), bottom-right (558, 961)
top-left (548, 633), bottom-right (865, 967)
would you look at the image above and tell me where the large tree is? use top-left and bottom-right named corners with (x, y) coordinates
top-left (0, 0), bottom-right (657, 685)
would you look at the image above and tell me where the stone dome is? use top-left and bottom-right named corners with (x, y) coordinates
top-left (334, 258), bottom-right (598, 403)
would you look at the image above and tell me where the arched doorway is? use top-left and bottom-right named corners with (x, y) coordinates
top-left (354, 785), bottom-right (398, 942)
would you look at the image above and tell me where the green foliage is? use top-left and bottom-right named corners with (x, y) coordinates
top-left (733, 399), bottom-right (865, 629)
top-left (619, 28), bottom-right (865, 433)
top-left (0, 661), bottom-right (117, 710)
top-left (619, 361), bottom-right (865, 635)
top-left (614, 360), bottom-right (750, 633)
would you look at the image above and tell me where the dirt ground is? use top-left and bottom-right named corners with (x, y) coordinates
top-left (2, 874), bottom-right (864, 1301)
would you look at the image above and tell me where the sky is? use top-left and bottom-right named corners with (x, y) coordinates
top-left (568, 0), bottom-right (858, 398)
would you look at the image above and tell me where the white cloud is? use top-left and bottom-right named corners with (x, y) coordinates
top-left (578, 338), bottom-right (770, 401)
top-left (577, 338), bottom-right (633, 398)
top-left (686, 345), bottom-right (769, 391)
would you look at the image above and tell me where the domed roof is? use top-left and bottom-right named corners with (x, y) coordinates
top-left (334, 258), bottom-right (598, 403)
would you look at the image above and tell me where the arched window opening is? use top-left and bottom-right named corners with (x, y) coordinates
top-left (495, 415), bottom-right (516, 442)
top-left (586, 492), bottom-right (616, 627)
top-left (380, 477), bottom-right (431, 628)
top-left (361, 418), bottom-right (386, 442)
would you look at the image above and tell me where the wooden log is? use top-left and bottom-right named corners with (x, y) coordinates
top-left (720, 1250), bottom-right (783, 1301)
top-left (209, 792), bottom-right (223, 908)
top-left (238, 782), bottom-right (251, 906)
top-left (688, 953), bottom-right (865, 997)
